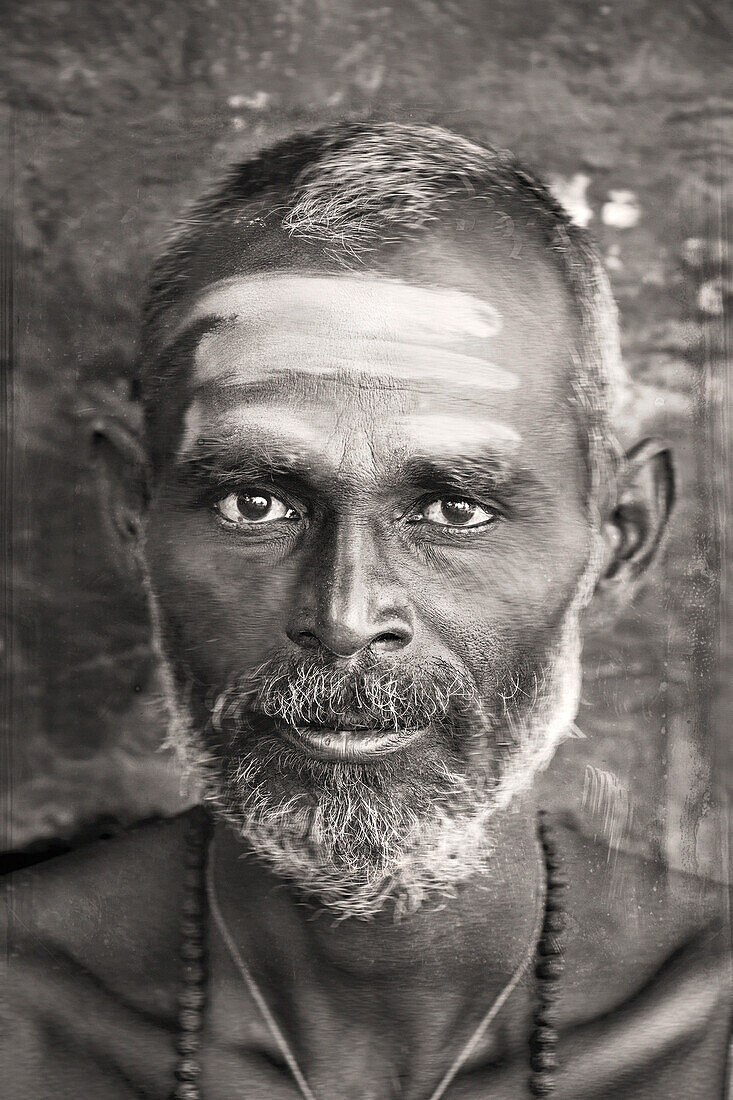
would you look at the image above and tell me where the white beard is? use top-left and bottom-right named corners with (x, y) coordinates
top-left (145, 538), bottom-right (601, 921)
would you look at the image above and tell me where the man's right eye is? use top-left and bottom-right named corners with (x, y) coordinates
top-left (214, 491), bottom-right (300, 528)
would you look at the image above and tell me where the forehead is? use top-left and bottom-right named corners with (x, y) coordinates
top-left (160, 255), bottom-right (582, 476)
top-left (173, 275), bottom-right (523, 402)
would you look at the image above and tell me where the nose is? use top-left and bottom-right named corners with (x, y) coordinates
top-left (287, 523), bottom-right (413, 658)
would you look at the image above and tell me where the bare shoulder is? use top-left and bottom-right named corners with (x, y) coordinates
top-left (1, 811), bottom-right (199, 1097)
top-left (557, 809), bottom-right (726, 927)
top-left (2, 810), bottom-right (195, 1014)
top-left (550, 814), bottom-right (726, 1078)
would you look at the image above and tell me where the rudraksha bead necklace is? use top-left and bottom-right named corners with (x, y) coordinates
top-left (171, 806), bottom-right (566, 1099)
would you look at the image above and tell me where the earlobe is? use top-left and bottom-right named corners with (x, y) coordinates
top-left (597, 437), bottom-right (674, 594)
top-left (88, 415), bottom-right (150, 569)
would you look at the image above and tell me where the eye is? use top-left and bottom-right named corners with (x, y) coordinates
top-left (417, 496), bottom-right (499, 529)
top-left (214, 491), bottom-right (300, 527)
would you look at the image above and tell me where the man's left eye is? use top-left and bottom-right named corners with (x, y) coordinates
top-left (214, 491), bottom-right (299, 527)
top-left (417, 496), bottom-right (498, 529)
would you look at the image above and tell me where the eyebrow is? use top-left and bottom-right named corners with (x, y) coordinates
top-left (175, 436), bottom-right (319, 491)
top-left (173, 435), bottom-right (543, 503)
top-left (395, 454), bottom-right (542, 501)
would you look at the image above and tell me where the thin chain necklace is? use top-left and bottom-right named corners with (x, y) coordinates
top-left (170, 807), bottom-right (566, 1099)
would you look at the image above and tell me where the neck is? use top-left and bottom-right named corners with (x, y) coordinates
top-left (209, 796), bottom-right (543, 1092)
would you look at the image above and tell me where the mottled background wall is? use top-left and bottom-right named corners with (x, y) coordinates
top-left (2, 0), bottom-right (730, 879)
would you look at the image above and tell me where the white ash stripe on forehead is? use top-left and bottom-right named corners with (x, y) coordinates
top-left (175, 272), bottom-right (517, 393)
top-left (173, 272), bottom-right (504, 343)
top-left (179, 403), bottom-right (327, 458)
top-left (179, 404), bottom-right (522, 460)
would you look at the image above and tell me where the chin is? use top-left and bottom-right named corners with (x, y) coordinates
top-left (211, 651), bottom-right (580, 922)
top-left (215, 732), bottom-right (505, 921)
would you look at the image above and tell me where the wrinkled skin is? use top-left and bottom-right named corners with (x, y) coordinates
top-left (148, 247), bottom-right (592, 739)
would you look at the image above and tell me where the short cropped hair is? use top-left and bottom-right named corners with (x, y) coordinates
top-left (140, 121), bottom-right (627, 501)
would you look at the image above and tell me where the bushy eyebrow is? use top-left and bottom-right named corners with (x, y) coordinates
top-left (173, 435), bottom-right (544, 504)
top-left (174, 436), bottom-right (320, 493)
top-left (395, 454), bottom-right (543, 502)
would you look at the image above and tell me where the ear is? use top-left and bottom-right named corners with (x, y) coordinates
top-left (89, 416), bottom-right (150, 571)
top-left (596, 437), bottom-right (674, 598)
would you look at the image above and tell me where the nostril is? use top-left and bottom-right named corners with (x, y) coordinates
top-left (372, 630), bottom-right (410, 653)
top-left (287, 623), bottom-right (412, 657)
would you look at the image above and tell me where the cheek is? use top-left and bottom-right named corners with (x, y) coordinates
top-left (145, 514), bottom-right (297, 683)
top-left (408, 512), bottom-right (590, 679)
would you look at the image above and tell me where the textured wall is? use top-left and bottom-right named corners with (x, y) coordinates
top-left (3, 0), bottom-right (731, 878)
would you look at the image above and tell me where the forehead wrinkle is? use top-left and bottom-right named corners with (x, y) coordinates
top-left (190, 371), bottom-right (442, 405)
top-left (176, 408), bottom-right (521, 481)
top-left (182, 392), bottom-right (418, 501)
top-left (179, 389), bottom-right (528, 480)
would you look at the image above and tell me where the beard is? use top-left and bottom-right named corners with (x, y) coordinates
top-left (149, 574), bottom-right (594, 921)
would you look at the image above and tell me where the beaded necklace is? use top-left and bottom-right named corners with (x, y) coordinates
top-left (171, 807), bottom-right (566, 1099)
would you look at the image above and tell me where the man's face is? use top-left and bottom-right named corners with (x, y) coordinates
top-left (142, 242), bottom-right (597, 916)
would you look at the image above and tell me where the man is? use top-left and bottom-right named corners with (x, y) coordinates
top-left (2, 122), bottom-right (729, 1098)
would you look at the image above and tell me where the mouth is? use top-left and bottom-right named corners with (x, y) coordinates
top-left (279, 723), bottom-right (427, 763)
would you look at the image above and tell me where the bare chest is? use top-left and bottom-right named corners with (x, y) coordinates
top-left (7, 958), bottom-right (727, 1100)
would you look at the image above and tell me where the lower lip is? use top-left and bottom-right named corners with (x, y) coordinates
top-left (280, 725), bottom-right (426, 763)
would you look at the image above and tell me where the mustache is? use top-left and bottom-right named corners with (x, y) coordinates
top-left (209, 652), bottom-right (477, 734)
